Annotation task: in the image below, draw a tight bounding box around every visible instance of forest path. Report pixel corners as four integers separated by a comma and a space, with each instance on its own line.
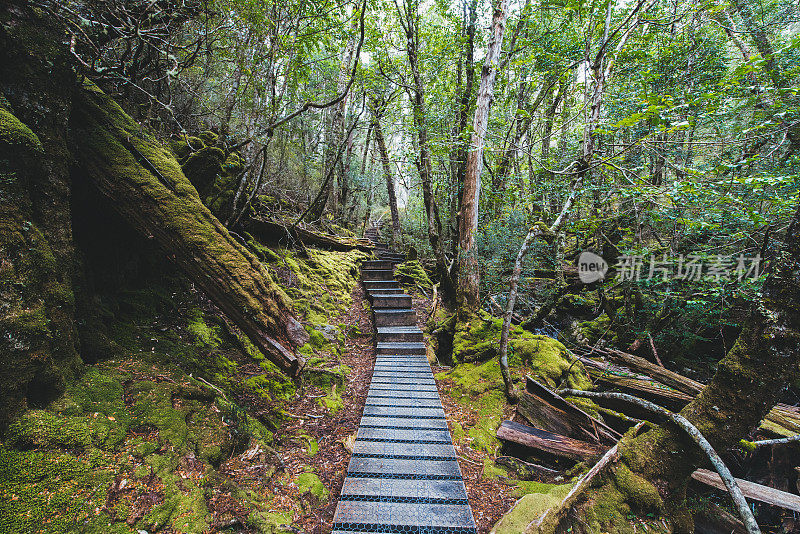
331, 229, 478, 533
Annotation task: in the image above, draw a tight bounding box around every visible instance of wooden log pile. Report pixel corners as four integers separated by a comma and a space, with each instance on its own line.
495, 346, 800, 531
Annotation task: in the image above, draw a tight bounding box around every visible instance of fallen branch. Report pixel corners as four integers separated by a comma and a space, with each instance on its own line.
691, 468, 800, 513
749, 433, 800, 448
558, 389, 761, 534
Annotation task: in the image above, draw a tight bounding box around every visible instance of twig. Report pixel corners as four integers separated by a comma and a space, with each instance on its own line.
558, 389, 761, 534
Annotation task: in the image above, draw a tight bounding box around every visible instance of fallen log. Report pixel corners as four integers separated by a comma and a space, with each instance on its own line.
691, 468, 800, 513
602, 348, 703, 395
242, 217, 373, 253
577, 350, 800, 437
589, 373, 693, 412
495, 456, 564, 482
497, 421, 608, 462
518, 377, 620, 445
71, 80, 307, 375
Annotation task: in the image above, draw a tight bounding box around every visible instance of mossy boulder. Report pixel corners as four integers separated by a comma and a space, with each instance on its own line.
492, 482, 573, 533
0, 103, 82, 428
181, 145, 226, 198
451, 311, 591, 390
394, 259, 433, 293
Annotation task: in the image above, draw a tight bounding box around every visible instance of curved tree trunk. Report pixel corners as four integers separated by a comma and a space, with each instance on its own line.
71, 81, 307, 376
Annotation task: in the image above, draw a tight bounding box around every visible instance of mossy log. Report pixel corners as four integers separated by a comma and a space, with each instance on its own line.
242, 217, 373, 253
69, 81, 306, 375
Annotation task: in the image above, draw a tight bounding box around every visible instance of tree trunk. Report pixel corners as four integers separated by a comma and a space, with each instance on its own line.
371, 108, 401, 246
0, 2, 82, 429
71, 81, 307, 376
309, 27, 358, 222
456, 0, 510, 317
400, 0, 453, 302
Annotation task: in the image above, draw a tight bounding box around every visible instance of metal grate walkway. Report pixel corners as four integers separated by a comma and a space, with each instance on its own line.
332, 229, 478, 534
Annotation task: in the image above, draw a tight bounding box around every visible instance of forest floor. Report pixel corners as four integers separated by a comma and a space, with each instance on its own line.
221, 281, 377, 533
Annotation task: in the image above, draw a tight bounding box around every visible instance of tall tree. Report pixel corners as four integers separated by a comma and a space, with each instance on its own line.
456, 0, 511, 317
369, 98, 401, 245
396, 0, 453, 299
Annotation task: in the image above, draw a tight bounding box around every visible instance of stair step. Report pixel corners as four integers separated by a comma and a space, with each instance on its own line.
375, 342, 427, 355
363, 280, 400, 290
374, 309, 417, 326
371, 294, 413, 309
378, 253, 406, 261
362, 260, 394, 270
376, 326, 423, 343
366, 289, 405, 300
333, 502, 475, 531
362, 269, 394, 281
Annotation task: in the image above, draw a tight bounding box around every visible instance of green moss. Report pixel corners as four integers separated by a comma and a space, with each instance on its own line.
577, 313, 614, 345
181, 145, 225, 197
318, 384, 344, 414
0, 445, 117, 533
304, 364, 350, 389
0, 103, 82, 428
140, 452, 210, 532
296, 472, 329, 502
309, 328, 327, 349
394, 260, 433, 293
305, 436, 319, 456
187, 308, 222, 349
198, 130, 219, 146
613, 463, 663, 512
436, 361, 506, 453
492, 482, 573, 533
245, 373, 297, 401
738, 439, 757, 453
450, 311, 591, 389
248, 510, 294, 532
269, 248, 367, 324
482, 458, 509, 479
0, 104, 43, 152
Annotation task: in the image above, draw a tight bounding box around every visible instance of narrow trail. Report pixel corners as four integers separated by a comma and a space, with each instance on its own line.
331, 228, 478, 533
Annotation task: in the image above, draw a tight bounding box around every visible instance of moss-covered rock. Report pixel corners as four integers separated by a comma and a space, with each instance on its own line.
394, 259, 433, 293
0, 102, 82, 429
449, 311, 591, 389
296, 471, 329, 502
181, 145, 225, 198
492, 483, 573, 533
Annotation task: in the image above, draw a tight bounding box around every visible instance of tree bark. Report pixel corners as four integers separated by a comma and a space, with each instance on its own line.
399, 0, 453, 301
0, 2, 82, 429
371, 105, 401, 246
71, 81, 307, 376
308, 20, 358, 222
456, 0, 510, 317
